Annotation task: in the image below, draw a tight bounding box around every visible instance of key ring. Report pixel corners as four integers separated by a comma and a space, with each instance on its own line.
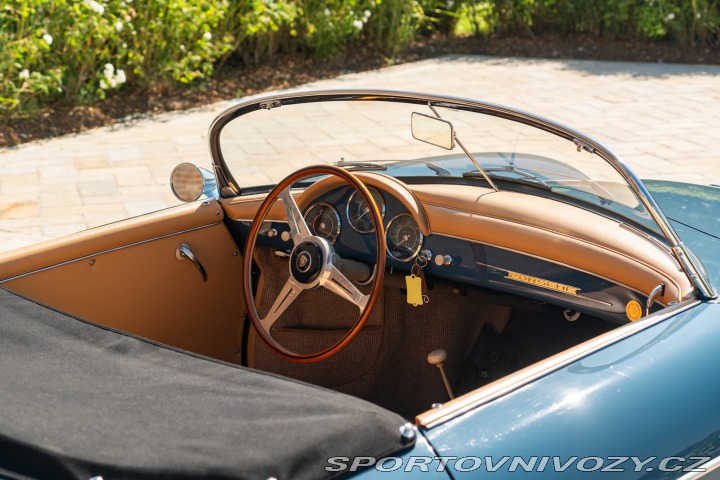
415, 255, 428, 269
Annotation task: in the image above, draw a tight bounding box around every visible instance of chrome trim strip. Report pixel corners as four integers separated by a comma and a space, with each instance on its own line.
0, 223, 221, 284
208, 89, 715, 299
676, 455, 720, 480
432, 232, 669, 305
419, 299, 700, 429
477, 262, 613, 307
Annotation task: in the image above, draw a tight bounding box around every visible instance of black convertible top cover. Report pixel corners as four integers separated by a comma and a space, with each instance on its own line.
0, 288, 411, 479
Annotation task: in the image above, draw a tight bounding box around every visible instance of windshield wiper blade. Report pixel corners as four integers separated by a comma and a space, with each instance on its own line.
462, 171, 552, 190
334, 158, 387, 171
425, 162, 453, 176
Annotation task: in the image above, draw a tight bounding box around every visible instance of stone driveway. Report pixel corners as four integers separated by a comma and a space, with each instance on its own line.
1, 55, 719, 252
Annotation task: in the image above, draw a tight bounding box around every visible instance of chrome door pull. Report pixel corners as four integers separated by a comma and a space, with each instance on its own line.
176, 244, 208, 282
646, 283, 664, 316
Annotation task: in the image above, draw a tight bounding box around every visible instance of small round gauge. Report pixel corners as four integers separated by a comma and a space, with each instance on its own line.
386, 214, 423, 262
303, 203, 341, 244
347, 187, 386, 233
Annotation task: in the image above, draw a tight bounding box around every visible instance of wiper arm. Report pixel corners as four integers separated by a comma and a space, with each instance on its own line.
334, 158, 387, 171
427, 103, 499, 191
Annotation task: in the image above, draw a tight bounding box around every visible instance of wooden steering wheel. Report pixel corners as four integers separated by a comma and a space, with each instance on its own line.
242, 165, 386, 362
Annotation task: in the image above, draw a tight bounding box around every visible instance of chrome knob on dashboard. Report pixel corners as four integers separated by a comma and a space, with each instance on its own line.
280, 231, 291, 242
267, 229, 278, 238
434, 254, 453, 267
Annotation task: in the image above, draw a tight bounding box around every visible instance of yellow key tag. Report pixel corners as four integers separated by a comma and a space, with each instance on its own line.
406, 274, 423, 307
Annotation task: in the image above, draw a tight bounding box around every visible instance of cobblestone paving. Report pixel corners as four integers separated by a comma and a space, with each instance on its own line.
1, 55, 719, 252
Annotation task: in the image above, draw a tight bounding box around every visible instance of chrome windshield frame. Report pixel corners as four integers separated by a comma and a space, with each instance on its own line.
208, 89, 716, 300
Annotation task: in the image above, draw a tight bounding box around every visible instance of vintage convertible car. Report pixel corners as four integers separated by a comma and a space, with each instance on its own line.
1, 90, 719, 479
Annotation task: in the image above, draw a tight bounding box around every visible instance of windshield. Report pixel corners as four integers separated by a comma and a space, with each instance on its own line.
218, 97, 660, 235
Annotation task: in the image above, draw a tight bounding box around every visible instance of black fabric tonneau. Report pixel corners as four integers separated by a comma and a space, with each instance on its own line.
0, 288, 410, 479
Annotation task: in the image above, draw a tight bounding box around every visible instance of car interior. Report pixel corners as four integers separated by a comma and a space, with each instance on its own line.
0, 93, 697, 420
0, 176, 693, 419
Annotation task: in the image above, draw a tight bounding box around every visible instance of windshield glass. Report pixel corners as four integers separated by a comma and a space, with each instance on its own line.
219, 97, 659, 235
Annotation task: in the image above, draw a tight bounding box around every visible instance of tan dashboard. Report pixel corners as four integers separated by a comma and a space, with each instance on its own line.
220, 173, 693, 307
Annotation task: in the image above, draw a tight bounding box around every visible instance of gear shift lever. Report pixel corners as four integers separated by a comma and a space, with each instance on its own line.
427, 349, 455, 400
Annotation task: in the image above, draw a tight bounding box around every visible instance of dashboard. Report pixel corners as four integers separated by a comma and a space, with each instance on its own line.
223, 172, 692, 325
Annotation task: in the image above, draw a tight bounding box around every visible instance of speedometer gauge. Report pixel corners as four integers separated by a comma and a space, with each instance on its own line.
386, 214, 423, 262
347, 187, 385, 233
304, 203, 341, 244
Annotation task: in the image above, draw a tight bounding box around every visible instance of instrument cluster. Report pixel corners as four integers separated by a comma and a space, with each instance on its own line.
303, 186, 424, 263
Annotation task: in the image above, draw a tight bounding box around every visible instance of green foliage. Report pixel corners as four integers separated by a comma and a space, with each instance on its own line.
455, 0, 720, 46
1, 0, 718, 117
1, 0, 230, 115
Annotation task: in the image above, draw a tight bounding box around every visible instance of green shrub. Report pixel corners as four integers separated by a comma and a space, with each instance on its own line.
1, 0, 231, 115
1, 0, 718, 118
456, 0, 720, 46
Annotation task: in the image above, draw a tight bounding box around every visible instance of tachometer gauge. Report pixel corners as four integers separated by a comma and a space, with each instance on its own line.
386, 214, 423, 262
304, 203, 341, 244
347, 187, 386, 233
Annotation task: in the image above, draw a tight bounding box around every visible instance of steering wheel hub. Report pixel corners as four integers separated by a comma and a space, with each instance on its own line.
290, 241, 324, 284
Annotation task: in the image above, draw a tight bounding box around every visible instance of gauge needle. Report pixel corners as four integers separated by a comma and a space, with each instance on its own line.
397, 234, 410, 247
356, 206, 370, 222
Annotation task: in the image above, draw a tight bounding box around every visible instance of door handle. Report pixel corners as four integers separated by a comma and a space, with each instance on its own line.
176, 244, 208, 282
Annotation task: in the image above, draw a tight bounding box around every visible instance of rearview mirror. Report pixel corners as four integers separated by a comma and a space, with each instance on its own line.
170, 163, 218, 202
411, 112, 455, 150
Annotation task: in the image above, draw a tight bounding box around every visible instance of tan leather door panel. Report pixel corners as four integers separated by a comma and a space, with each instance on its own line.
0, 201, 246, 363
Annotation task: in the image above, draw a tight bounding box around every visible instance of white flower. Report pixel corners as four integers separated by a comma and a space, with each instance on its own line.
99, 79, 108, 90
363, 9, 371, 18
19, 69, 30, 80
180, 44, 186, 51
104, 63, 114, 75
84, 0, 105, 15
115, 21, 123, 32
203, 31, 212, 41
323, 8, 331, 16
697, 12, 702, 19
665, 12, 675, 21
116, 69, 126, 84
447, 0, 455, 7
109, 78, 117, 88
353, 19, 363, 30
43, 34, 53, 46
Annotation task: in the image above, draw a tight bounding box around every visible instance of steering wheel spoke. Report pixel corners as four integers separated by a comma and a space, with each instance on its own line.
322, 264, 369, 311
279, 187, 311, 243
260, 278, 302, 330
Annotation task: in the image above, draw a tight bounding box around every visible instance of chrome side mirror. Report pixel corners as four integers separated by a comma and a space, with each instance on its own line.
170, 163, 218, 202
411, 112, 455, 150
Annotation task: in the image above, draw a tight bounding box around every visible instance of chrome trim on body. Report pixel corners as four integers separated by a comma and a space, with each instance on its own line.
418, 299, 701, 428
676, 455, 720, 480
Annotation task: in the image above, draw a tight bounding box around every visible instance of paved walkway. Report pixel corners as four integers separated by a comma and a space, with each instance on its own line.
1, 55, 719, 252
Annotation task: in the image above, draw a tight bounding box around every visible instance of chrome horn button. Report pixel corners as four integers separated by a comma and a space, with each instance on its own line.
289, 241, 324, 284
